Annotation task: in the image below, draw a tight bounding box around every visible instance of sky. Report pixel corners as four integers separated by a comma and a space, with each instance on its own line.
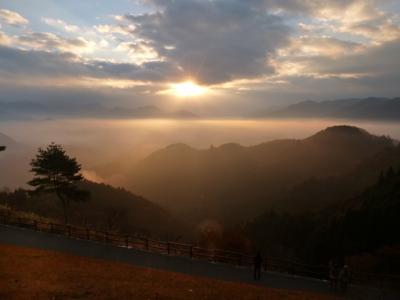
0, 0, 400, 115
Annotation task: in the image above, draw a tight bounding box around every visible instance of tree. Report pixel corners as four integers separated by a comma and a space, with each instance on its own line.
28, 143, 89, 224
0, 146, 5, 152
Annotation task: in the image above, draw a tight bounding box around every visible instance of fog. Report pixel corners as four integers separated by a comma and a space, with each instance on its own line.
1, 118, 400, 189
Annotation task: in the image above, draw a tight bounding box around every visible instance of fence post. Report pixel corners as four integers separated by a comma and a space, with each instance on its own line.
2, 214, 6, 224
105, 232, 109, 243
167, 242, 170, 255
145, 239, 149, 251
86, 228, 90, 240
50, 223, 54, 233
190, 246, 193, 259
68, 225, 71, 237
125, 236, 129, 247
238, 254, 242, 266
34, 220, 38, 230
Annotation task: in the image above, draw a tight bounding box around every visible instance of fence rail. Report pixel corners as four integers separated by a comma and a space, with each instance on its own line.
1, 213, 399, 289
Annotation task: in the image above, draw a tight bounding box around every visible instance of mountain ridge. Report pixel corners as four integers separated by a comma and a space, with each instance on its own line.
255, 97, 400, 120
0, 102, 198, 120
127, 125, 395, 225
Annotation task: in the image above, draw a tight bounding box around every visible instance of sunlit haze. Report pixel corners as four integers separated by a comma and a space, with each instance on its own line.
169, 81, 208, 98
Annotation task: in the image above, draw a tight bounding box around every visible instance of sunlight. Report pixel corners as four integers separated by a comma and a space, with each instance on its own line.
170, 81, 207, 98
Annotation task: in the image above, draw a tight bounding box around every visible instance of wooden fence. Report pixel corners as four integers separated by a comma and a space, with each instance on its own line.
1, 213, 399, 290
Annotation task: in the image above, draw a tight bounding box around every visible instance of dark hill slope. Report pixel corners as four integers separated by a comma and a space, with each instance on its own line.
313, 167, 400, 271
246, 166, 400, 272
128, 126, 394, 224
276, 143, 400, 213
0, 181, 180, 238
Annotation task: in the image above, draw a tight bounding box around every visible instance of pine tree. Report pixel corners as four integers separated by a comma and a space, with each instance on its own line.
28, 143, 89, 224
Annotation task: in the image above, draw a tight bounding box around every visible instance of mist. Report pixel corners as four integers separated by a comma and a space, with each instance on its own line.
1, 118, 400, 190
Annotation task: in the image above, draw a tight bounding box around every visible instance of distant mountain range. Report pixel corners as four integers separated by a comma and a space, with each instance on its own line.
127, 125, 396, 225
255, 97, 400, 120
0, 101, 198, 120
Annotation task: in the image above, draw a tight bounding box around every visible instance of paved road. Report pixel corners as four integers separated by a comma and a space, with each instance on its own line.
0, 225, 397, 299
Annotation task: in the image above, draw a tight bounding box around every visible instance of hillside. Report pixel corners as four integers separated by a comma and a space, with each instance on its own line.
256, 98, 400, 120
322, 167, 400, 261
246, 166, 400, 272
0, 181, 180, 238
127, 126, 395, 224
275, 142, 400, 213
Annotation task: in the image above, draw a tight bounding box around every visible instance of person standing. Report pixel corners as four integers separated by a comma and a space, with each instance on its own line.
329, 260, 339, 290
339, 265, 351, 292
254, 251, 263, 280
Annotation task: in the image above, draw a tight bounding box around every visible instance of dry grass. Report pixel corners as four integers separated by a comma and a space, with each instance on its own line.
0, 244, 342, 300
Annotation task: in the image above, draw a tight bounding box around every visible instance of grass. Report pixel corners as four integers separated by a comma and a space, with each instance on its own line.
0, 244, 342, 300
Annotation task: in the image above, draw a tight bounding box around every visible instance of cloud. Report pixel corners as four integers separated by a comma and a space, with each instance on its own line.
0, 9, 28, 26
124, 0, 290, 84
94, 24, 135, 35
0, 45, 87, 78
294, 0, 400, 44
280, 37, 364, 58
344, 18, 400, 43
0, 0, 399, 111
16, 32, 95, 53
0, 30, 11, 45
289, 38, 400, 76
0, 45, 182, 83
116, 40, 159, 63
0, 30, 96, 55
259, 0, 389, 18
42, 18, 79, 32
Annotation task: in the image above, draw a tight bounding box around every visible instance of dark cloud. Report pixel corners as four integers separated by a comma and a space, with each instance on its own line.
0, 45, 86, 77
0, 45, 181, 82
126, 0, 290, 84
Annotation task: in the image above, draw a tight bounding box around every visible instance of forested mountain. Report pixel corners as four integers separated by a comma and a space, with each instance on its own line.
247, 167, 400, 274
255, 97, 400, 120
0, 181, 180, 238
275, 143, 400, 213
127, 126, 395, 224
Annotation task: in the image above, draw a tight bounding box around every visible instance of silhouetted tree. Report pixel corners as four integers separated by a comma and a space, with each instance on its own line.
28, 143, 89, 224
0, 146, 5, 152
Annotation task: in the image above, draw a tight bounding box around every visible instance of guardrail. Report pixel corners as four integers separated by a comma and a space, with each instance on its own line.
1, 213, 399, 289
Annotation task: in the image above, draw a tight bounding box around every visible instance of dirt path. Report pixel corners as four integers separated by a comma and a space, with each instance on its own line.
0, 225, 396, 299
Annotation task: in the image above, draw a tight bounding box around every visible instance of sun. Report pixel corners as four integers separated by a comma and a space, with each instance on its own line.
170, 81, 207, 97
